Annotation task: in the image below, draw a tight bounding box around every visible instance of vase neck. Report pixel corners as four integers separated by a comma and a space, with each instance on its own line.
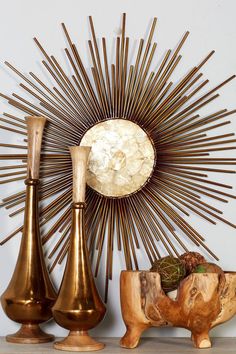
24, 178, 39, 211
70, 202, 86, 249
65, 202, 92, 283
22, 178, 40, 243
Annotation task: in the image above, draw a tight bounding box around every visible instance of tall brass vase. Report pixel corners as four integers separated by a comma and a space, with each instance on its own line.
1, 116, 57, 343
53, 146, 106, 352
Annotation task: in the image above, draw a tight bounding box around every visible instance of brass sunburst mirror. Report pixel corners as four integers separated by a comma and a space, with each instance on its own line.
0, 14, 236, 301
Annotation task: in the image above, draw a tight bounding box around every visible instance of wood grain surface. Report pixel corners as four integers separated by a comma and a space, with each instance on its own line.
69, 146, 91, 203
120, 271, 236, 349
26, 116, 46, 180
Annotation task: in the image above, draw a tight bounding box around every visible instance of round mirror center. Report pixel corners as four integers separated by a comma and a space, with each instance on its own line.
80, 119, 155, 197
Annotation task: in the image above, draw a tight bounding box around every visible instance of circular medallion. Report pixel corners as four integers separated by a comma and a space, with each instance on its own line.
80, 119, 155, 197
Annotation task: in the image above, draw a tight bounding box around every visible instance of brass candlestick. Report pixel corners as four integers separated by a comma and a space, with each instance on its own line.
53, 146, 106, 352
1, 116, 57, 344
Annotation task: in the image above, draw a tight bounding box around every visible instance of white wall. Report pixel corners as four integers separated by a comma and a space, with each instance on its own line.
0, 0, 236, 338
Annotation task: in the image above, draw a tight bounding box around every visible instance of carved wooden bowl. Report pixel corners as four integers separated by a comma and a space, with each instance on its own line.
120, 270, 236, 349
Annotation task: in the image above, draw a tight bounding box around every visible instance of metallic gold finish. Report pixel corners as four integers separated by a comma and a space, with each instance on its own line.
53, 146, 106, 351
0, 15, 236, 301
1, 117, 56, 343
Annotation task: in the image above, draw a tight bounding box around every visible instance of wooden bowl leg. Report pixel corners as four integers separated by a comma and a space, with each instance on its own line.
191, 332, 211, 349
54, 331, 105, 352
120, 324, 148, 349
6, 324, 54, 344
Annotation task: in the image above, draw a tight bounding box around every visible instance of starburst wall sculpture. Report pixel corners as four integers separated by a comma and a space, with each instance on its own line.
0, 14, 236, 301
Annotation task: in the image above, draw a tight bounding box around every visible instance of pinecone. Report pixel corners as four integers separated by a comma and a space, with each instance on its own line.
180, 252, 206, 275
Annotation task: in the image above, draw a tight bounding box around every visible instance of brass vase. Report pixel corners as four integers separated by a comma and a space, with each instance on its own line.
1, 116, 57, 343
53, 146, 106, 352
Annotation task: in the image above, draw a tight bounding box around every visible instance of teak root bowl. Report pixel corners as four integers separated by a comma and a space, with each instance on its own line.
120, 270, 236, 349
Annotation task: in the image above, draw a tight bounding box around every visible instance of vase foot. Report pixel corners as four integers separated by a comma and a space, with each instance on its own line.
54, 331, 105, 352
6, 324, 54, 344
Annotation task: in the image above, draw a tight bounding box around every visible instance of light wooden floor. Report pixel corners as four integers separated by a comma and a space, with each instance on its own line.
0, 337, 236, 353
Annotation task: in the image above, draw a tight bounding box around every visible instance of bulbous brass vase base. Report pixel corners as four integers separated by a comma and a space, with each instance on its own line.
6, 324, 54, 344
54, 331, 105, 352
